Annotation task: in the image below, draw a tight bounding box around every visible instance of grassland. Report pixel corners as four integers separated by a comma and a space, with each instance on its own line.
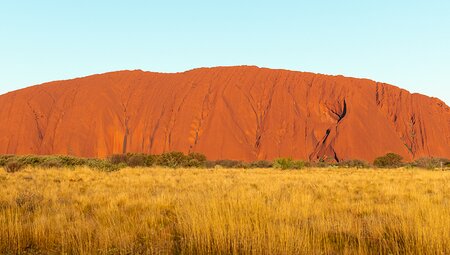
0, 167, 449, 254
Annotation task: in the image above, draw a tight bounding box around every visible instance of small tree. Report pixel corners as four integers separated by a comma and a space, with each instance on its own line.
273, 158, 294, 170
127, 154, 148, 167
374, 153, 403, 168
144, 155, 158, 167
157, 152, 187, 168
273, 158, 307, 170
184, 152, 207, 168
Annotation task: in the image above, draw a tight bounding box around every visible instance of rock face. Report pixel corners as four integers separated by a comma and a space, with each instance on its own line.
0, 66, 449, 162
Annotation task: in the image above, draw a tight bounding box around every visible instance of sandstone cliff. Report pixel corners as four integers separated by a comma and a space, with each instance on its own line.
0, 66, 448, 161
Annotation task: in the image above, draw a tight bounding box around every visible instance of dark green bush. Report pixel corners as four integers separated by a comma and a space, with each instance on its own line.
127, 154, 148, 167
0, 152, 209, 170
144, 154, 159, 167
10, 152, 448, 171
248, 160, 273, 168
108, 153, 158, 167
411, 158, 450, 169
108, 154, 128, 165
85, 158, 119, 172
204, 161, 215, 168
52, 156, 86, 167
184, 152, 207, 168
1, 154, 125, 171
273, 158, 292, 169
40, 157, 64, 168
273, 158, 307, 170
157, 152, 187, 168
0, 155, 15, 167
9, 155, 92, 169
5, 160, 25, 173
373, 153, 403, 168
338, 160, 370, 169
17, 155, 45, 167
293, 160, 309, 169
235, 162, 251, 169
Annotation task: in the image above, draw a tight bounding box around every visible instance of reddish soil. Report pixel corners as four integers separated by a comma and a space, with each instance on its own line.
0, 66, 448, 162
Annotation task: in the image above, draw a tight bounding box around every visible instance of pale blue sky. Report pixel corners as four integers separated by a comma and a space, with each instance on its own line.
1, 1, 449, 104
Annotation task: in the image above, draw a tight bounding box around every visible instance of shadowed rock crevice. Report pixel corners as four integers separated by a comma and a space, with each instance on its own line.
327, 99, 347, 123
310, 129, 332, 161
189, 83, 213, 152
119, 85, 136, 154
322, 129, 331, 144
337, 100, 347, 123
404, 114, 418, 156
309, 99, 349, 162
253, 79, 277, 154
27, 101, 45, 142
122, 116, 130, 154
375, 83, 382, 106
333, 150, 339, 162
149, 106, 166, 151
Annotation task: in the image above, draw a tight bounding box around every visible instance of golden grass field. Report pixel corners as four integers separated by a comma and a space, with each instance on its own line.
0, 167, 449, 254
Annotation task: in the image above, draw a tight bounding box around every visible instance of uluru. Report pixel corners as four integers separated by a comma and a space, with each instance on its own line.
0, 66, 448, 162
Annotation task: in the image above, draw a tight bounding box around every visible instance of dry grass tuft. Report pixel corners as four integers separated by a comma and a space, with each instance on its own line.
0, 167, 449, 254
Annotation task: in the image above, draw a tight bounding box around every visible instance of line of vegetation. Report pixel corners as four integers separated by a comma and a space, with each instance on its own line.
0, 154, 119, 173
0, 152, 449, 173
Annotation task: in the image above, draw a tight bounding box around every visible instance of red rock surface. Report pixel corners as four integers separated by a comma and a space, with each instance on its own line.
0, 66, 449, 162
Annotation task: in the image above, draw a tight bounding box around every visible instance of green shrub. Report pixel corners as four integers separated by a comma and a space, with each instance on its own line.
2, 155, 123, 171
273, 158, 293, 169
273, 158, 307, 170
411, 158, 450, 169
37, 156, 83, 168
184, 152, 207, 168
40, 157, 64, 168
204, 161, 215, 168
52, 156, 86, 167
248, 160, 273, 168
234, 162, 250, 169
5, 160, 25, 173
108, 153, 158, 167
127, 154, 148, 167
292, 160, 308, 169
157, 152, 187, 168
373, 153, 403, 168
17, 155, 45, 167
0, 155, 15, 167
144, 154, 158, 167
338, 160, 370, 169
85, 159, 119, 172
108, 154, 128, 165
14, 155, 89, 169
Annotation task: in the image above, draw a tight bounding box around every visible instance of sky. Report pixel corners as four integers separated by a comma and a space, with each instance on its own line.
1, 1, 449, 104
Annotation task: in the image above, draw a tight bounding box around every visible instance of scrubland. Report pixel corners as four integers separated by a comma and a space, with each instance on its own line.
0, 167, 449, 254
